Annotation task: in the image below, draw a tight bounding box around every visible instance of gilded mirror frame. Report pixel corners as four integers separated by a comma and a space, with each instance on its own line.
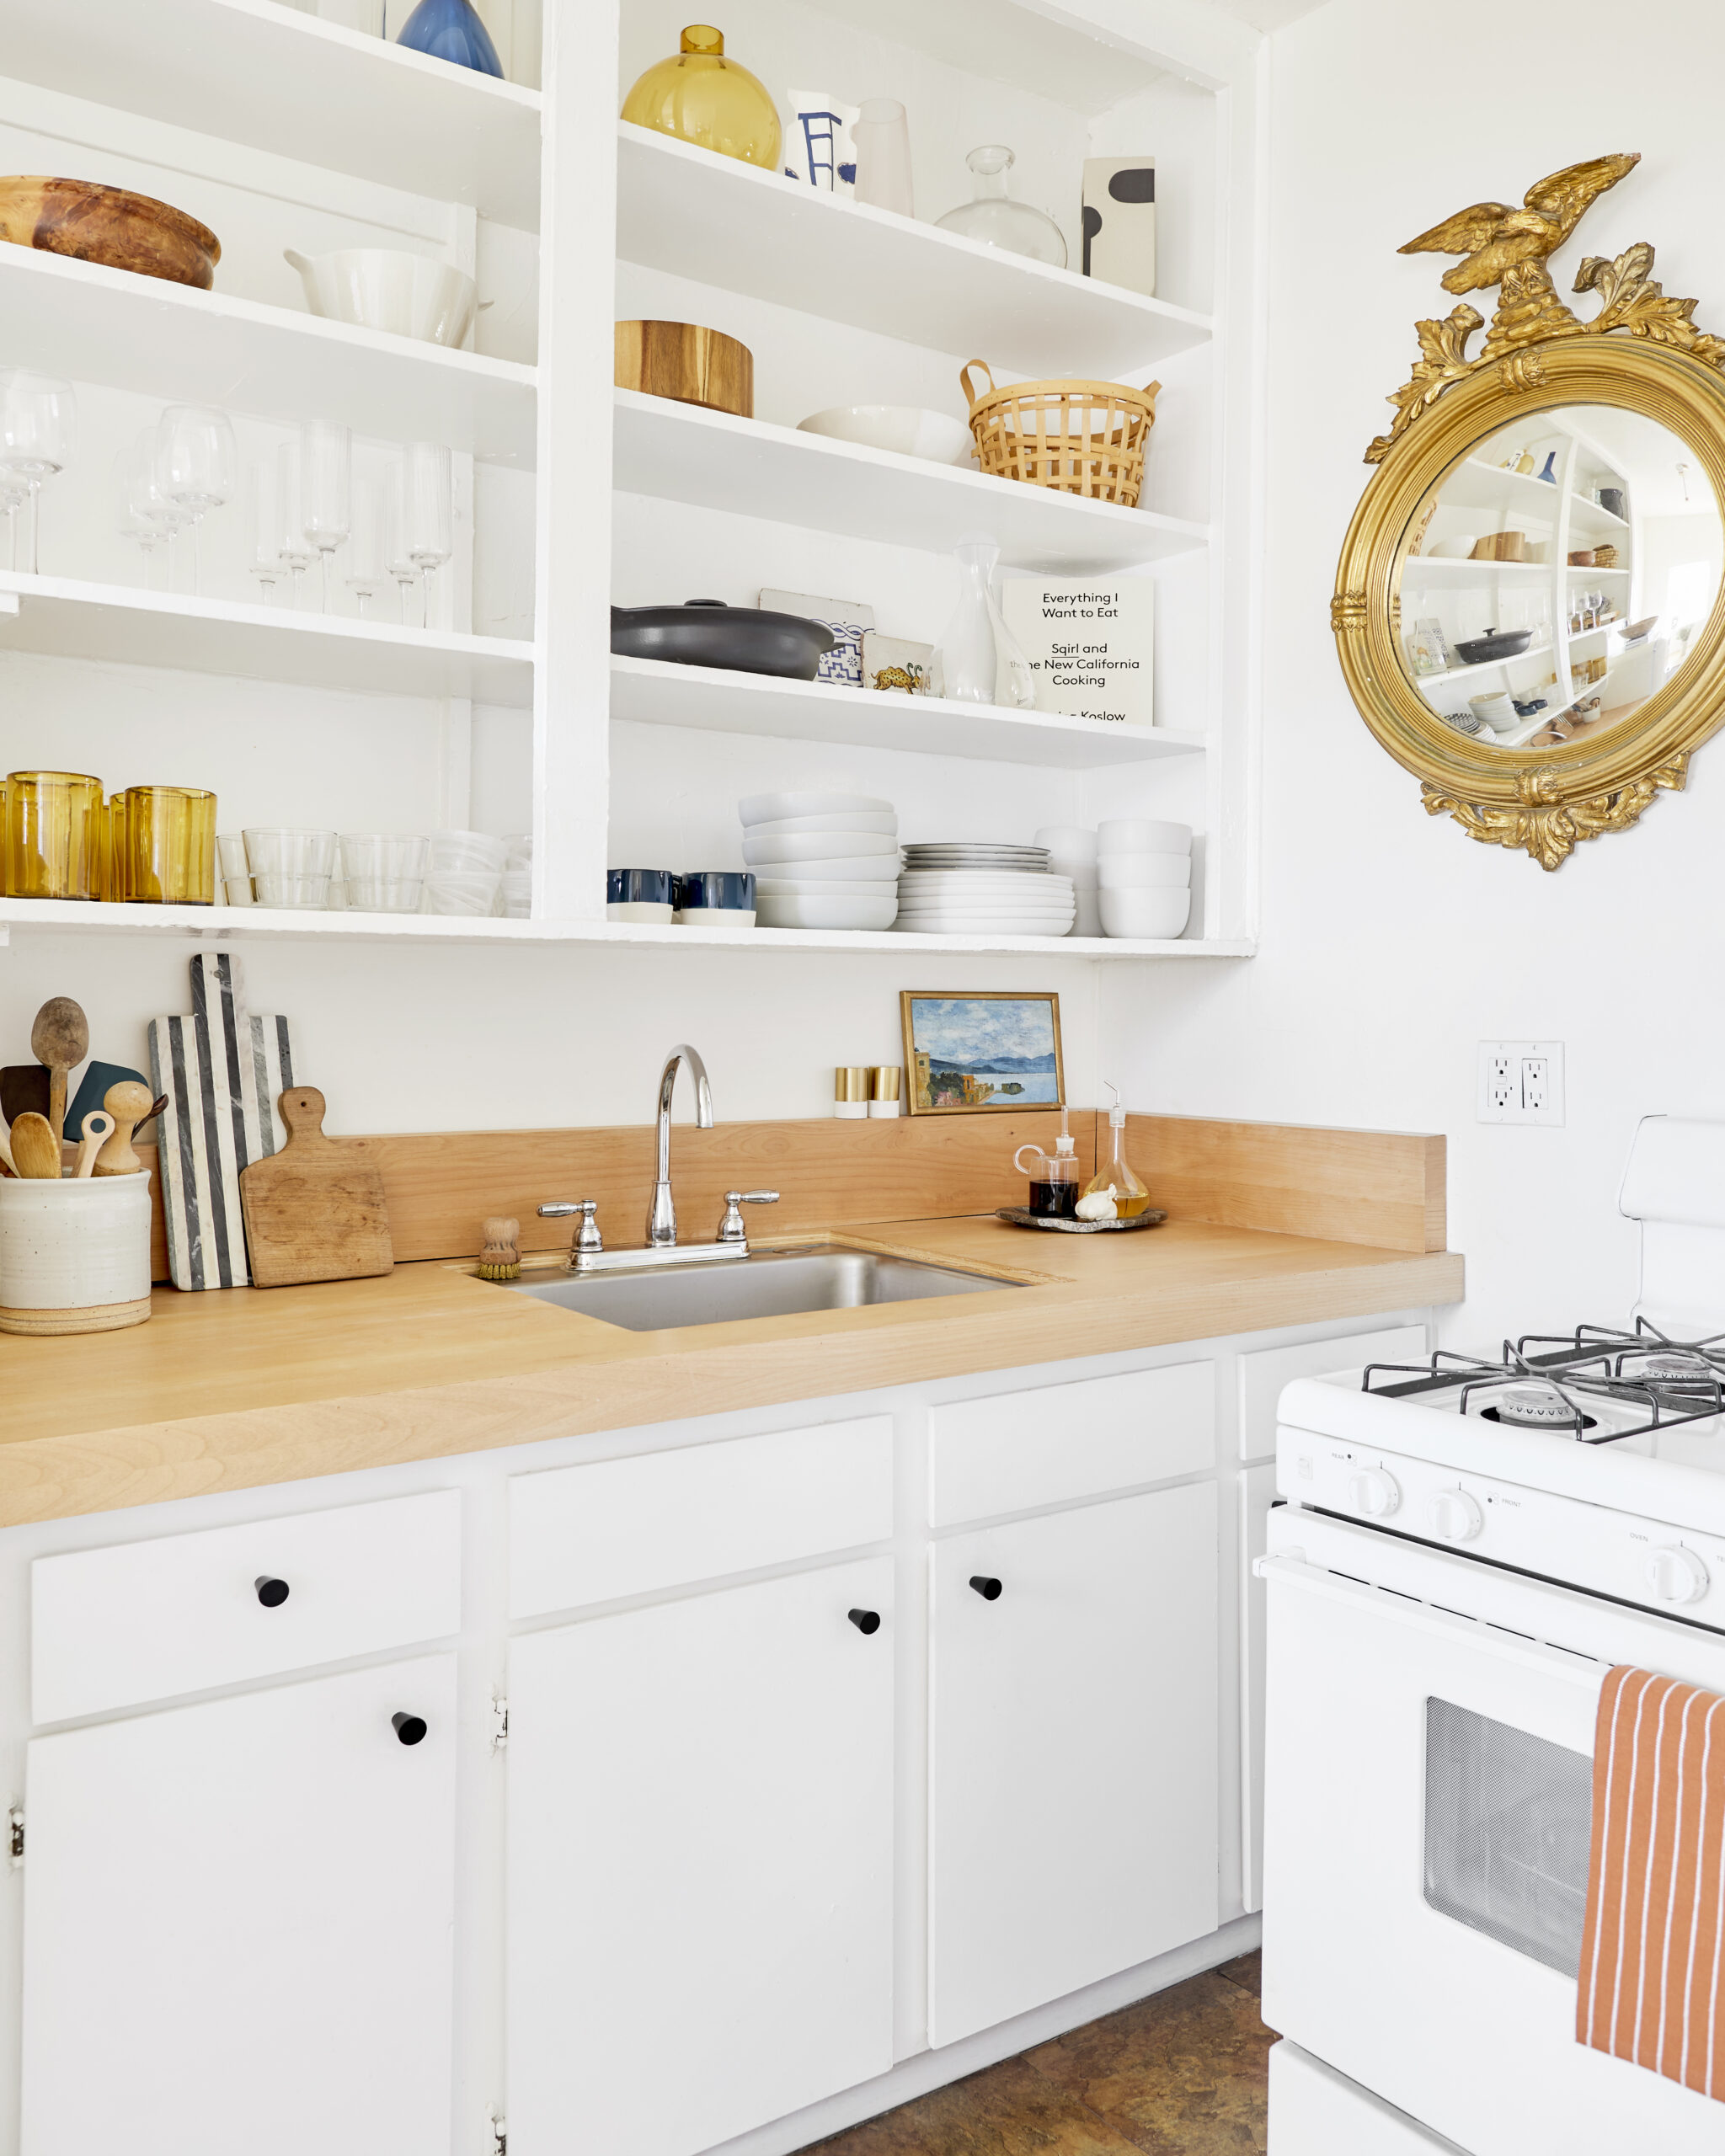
1332, 152, 1725, 867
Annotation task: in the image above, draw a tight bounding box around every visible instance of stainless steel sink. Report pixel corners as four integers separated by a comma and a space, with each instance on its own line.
505, 1243, 1020, 1331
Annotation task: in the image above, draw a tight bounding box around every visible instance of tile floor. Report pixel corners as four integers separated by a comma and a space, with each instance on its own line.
811, 1952, 1271, 2156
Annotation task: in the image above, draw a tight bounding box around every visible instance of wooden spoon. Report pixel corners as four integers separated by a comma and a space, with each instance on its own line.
94, 1080, 155, 1177
30, 997, 88, 1150
0, 1118, 17, 1177
10, 1112, 63, 1180
75, 1110, 115, 1179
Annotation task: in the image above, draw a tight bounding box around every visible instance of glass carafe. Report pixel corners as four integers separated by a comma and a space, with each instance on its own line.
939, 538, 1037, 707
936, 146, 1067, 268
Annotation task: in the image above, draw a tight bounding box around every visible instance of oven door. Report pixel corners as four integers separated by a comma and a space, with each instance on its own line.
1261, 1508, 1725, 2155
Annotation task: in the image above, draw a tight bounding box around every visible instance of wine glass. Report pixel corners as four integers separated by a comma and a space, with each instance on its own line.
0, 371, 76, 576
247, 453, 286, 606
403, 441, 451, 628
158, 404, 236, 596
343, 471, 388, 618
384, 462, 421, 625
299, 419, 350, 613
126, 432, 183, 587
275, 440, 317, 608
115, 448, 166, 588
1, 467, 26, 572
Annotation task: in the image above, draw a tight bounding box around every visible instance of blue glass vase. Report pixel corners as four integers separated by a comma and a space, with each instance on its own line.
395, 0, 504, 77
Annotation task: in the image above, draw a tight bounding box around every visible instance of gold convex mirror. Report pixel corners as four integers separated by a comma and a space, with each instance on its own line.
1333, 152, 1725, 867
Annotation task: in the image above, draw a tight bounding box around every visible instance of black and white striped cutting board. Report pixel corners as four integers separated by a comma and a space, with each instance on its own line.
147, 953, 296, 1291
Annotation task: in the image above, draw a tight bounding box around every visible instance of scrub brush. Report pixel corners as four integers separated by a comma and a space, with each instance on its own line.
477, 1215, 521, 1281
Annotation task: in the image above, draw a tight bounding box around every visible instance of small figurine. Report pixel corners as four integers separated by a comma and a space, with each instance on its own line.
477, 1216, 521, 1281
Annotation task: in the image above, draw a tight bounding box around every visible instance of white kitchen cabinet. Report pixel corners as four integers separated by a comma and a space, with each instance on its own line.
1241, 1461, 1279, 1913
507, 1556, 896, 2156
19, 1656, 457, 2156
927, 1481, 1220, 2047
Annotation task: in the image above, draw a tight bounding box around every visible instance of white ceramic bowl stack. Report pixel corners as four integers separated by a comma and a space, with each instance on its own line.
740, 792, 900, 931
1034, 824, 1102, 937
895, 841, 1076, 937
1097, 819, 1193, 939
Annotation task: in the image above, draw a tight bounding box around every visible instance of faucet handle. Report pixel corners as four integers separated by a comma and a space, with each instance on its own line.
717, 1190, 779, 1244
539, 1199, 602, 1257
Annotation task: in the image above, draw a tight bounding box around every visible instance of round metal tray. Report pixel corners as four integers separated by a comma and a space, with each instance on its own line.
996, 1206, 1167, 1234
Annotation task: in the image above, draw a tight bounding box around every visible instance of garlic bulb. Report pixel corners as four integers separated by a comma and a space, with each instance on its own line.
1076, 1191, 1118, 1222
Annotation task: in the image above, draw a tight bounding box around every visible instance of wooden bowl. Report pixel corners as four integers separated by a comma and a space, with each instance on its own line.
614, 320, 752, 418
0, 177, 220, 289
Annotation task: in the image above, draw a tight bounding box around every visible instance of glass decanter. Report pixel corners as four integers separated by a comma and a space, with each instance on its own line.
936, 146, 1067, 268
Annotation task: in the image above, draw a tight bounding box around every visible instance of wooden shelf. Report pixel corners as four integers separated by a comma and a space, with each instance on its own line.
0, 0, 542, 229
0, 247, 538, 467
615, 123, 1210, 378
0, 574, 535, 707
611, 655, 1199, 766
613, 392, 1205, 572
0, 897, 1249, 958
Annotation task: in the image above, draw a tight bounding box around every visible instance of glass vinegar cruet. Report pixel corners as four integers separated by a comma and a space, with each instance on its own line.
1081, 1083, 1151, 1219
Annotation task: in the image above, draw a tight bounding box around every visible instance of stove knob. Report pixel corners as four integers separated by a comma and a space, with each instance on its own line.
1426, 1489, 1484, 1544
1347, 1468, 1401, 1518
1645, 1545, 1710, 1606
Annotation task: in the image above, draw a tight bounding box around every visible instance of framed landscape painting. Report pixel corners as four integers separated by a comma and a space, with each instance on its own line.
900, 992, 1065, 1115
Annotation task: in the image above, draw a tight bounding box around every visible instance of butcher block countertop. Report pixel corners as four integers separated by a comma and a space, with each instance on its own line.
0, 1211, 1463, 1529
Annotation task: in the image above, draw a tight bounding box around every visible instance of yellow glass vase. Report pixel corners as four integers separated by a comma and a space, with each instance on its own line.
622, 24, 782, 172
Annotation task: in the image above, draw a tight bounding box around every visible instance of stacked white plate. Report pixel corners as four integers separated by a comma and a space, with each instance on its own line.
895, 841, 1076, 937
740, 791, 900, 930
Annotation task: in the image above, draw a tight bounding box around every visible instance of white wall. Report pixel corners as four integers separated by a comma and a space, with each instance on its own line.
1101, 0, 1725, 1353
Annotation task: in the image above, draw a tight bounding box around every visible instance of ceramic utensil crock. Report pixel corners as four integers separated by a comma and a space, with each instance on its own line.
0, 1168, 152, 1332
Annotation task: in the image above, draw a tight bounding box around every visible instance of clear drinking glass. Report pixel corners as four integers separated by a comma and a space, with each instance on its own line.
158, 405, 236, 595
852, 99, 914, 217
404, 441, 452, 627
3, 771, 103, 899
0, 372, 76, 575
935, 146, 1067, 267
344, 472, 387, 617
118, 785, 218, 905
299, 420, 351, 613
275, 440, 317, 607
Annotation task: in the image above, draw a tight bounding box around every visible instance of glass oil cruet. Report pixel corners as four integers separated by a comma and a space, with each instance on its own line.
1015, 1106, 1081, 1219
1081, 1083, 1151, 1219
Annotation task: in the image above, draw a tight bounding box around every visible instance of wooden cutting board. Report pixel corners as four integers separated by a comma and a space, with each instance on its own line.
239, 1087, 393, 1289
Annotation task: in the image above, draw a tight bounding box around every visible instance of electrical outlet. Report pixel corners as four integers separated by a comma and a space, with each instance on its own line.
1477, 1041, 1565, 1126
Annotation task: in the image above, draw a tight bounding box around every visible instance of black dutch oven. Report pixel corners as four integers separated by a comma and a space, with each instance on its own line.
611, 599, 836, 680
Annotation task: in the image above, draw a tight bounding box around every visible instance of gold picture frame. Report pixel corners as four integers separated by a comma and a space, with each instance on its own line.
1332, 152, 1725, 867
900, 991, 1065, 1115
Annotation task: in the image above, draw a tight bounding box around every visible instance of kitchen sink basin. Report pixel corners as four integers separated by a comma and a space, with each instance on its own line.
505, 1243, 1020, 1331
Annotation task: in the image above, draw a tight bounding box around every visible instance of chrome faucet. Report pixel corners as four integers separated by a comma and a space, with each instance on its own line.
647, 1043, 713, 1246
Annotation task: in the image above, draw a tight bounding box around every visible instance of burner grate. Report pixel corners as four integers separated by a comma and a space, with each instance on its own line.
1360, 1320, 1725, 1444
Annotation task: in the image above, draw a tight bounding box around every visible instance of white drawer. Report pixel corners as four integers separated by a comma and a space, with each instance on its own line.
1237, 1325, 1428, 1465
929, 1363, 1214, 1526
32, 1491, 462, 1725
509, 1417, 894, 1617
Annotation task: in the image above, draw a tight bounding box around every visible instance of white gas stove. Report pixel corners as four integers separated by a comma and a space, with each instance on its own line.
1262, 1116, 1725, 2156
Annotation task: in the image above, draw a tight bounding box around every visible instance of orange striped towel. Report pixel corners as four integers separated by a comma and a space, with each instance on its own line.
1578, 1666, 1725, 2099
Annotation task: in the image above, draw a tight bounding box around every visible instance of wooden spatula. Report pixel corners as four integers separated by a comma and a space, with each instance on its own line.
10, 1113, 63, 1180
31, 998, 88, 1150
238, 1086, 393, 1289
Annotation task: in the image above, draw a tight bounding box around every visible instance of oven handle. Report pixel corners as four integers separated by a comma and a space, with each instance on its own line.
1255, 1553, 1605, 1687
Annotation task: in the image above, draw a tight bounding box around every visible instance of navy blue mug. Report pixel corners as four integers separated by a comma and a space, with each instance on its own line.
675, 872, 756, 910
607, 868, 675, 905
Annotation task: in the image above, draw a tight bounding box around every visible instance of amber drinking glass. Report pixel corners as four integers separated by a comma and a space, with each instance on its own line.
3, 771, 103, 899
118, 786, 217, 904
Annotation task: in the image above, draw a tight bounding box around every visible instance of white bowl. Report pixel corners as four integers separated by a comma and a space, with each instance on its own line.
1429, 536, 1480, 558
1099, 889, 1191, 939
1034, 825, 1098, 860
745, 851, 903, 880
744, 809, 899, 837
676, 911, 756, 932
796, 405, 973, 466
1097, 853, 1193, 890
739, 791, 893, 826
756, 895, 900, 931
755, 878, 900, 898
1097, 819, 1192, 857
741, 830, 900, 866
285, 247, 480, 347
1046, 860, 1099, 889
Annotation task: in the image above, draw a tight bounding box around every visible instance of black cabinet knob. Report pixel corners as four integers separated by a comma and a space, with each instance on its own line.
847, 1608, 882, 1636
392, 1712, 428, 1746
254, 1576, 290, 1608
969, 1575, 1003, 1600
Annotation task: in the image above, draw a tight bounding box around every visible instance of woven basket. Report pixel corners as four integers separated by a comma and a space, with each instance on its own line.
960, 360, 1160, 507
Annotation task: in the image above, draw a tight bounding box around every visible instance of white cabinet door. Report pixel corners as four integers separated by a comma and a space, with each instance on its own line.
508, 1556, 895, 2156
21, 1657, 456, 2156
929, 1483, 1219, 2046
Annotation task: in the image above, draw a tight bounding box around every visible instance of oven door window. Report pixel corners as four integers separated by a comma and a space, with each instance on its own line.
1423, 1696, 1594, 1977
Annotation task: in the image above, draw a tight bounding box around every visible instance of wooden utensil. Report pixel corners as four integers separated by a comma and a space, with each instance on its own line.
238, 1087, 393, 1289
93, 1081, 155, 1178
31, 997, 88, 1150
0, 1066, 50, 1126
76, 1111, 115, 1179
67, 1059, 151, 1146
0, 1120, 17, 1177
10, 1113, 62, 1180
614, 319, 753, 418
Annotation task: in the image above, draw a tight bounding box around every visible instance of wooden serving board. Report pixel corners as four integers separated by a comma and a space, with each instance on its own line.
239, 1088, 394, 1289
996, 1206, 1167, 1234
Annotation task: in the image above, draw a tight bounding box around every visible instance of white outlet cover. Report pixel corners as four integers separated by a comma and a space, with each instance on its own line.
1477, 1040, 1565, 1126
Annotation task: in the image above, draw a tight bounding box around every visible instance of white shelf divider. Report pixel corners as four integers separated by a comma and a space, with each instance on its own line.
610, 655, 1200, 767
616, 122, 1210, 379
0, 0, 543, 228
0, 248, 538, 467
613, 392, 1205, 572
0, 574, 535, 707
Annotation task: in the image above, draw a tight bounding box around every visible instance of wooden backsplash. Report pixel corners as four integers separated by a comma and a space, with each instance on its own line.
136, 1107, 1445, 1280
